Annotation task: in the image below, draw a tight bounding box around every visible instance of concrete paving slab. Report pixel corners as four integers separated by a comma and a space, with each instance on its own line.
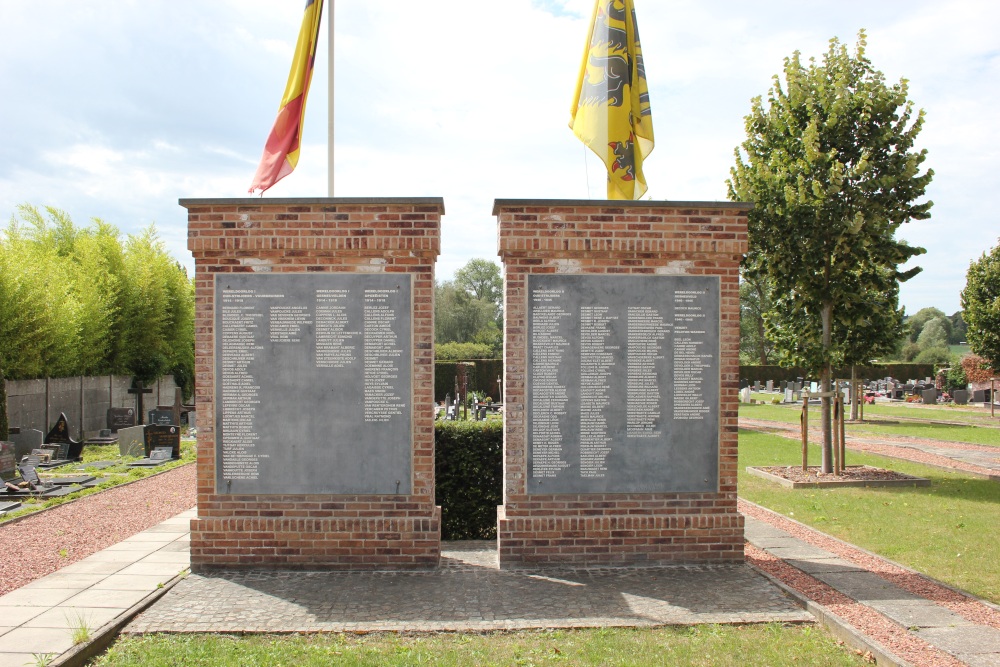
0, 653, 43, 667
100, 541, 167, 554
760, 543, 838, 561
0, 626, 75, 654
916, 626, 1000, 654
811, 570, 923, 603
17, 573, 106, 590
742, 521, 794, 542
137, 551, 190, 565
952, 651, 1000, 667
0, 588, 79, 608
140, 523, 189, 533
55, 559, 129, 576
115, 532, 180, 543
0, 629, 9, 639
61, 588, 150, 610
22, 606, 124, 630
113, 562, 187, 577
76, 550, 152, 564
156, 541, 191, 553
90, 574, 175, 591
0, 606, 47, 626
864, 598, 976, 629
781, 557, 865, 575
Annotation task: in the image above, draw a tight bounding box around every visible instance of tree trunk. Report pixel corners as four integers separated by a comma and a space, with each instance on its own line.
0, 367, 8, 442
850, 365, 859, 421
755, 282, 769, 365
821, 304, 833, 473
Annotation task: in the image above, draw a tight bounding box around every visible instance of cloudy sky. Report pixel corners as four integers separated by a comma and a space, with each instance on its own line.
1, 0, 996, 315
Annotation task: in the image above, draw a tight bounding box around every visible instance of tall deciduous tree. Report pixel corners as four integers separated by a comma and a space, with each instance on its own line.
739, 276, 773, 365
961, 239, 1000, 371
454, 258, 503, 327
728, 32, 933, 472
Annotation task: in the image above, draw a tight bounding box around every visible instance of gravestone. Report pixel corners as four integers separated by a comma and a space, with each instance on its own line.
127, 382, 153, 424
186, 411, 196, 430
118, 425, 147, 457
740, 387, 752, 403
922, 388, 937, 404
45, 413, 83, 460
148, 410, 175, 426
0, 443, 16, 482
106, 408, 136, 433
766, 380, 773, 391
953, 389, 970, 405
10, 428, 43, 462
784, 387, 794, 403
973, 389, 986, 403
144, 425, 180, 459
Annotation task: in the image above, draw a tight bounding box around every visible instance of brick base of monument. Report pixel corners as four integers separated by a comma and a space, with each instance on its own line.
190, 511, 441, 570
497, 508, 744, 567
183, 198, 443, 571
495, 199, 751, 569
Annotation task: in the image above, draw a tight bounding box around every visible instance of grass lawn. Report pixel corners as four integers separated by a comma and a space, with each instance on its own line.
739, 429, 1000, 603
92, 626, 868, 667
0, 436, 196, 525
740, 401, 1000, 447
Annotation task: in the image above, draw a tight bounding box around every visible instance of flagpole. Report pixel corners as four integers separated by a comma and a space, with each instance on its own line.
326, 0, 335, 197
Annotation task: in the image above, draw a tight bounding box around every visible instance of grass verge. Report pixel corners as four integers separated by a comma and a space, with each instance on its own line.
91, 626, 868, 667
739, 428, 1000, 602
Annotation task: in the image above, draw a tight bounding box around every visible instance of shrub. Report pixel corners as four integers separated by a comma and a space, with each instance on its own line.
435, 420, 503, 540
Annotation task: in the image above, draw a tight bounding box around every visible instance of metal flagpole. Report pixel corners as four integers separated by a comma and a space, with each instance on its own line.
327, 0, 335, 197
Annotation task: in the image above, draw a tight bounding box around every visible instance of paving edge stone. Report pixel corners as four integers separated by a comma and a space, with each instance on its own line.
746, 561, 913, 667
49, 568, 190, 667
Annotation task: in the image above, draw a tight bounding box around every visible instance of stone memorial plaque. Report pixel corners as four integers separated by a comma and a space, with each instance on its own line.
526, 275, 720, 494
118, 425, 147, 457
215, 273, 413, 495
144, 425, 180, 459
45, 413, 74, 445
41, 443, 70, 461
150, 447, 172, 461
148, 410, 175, 426
107, 408, 136, 433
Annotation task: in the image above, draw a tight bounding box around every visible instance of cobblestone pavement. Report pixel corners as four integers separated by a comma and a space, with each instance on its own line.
123, 542, 810, 633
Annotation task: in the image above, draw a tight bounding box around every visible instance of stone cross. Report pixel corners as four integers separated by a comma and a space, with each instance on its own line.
127, 382, 153, 425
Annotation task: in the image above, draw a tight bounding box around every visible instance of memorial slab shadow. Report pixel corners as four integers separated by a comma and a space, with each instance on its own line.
175, 544, 802, 627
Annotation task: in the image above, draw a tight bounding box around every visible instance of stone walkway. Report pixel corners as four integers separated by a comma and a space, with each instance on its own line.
0, 509, 194, 667
0, 504, 998, 665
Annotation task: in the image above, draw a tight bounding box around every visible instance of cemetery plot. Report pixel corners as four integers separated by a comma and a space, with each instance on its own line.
214, 273, 414, 495
44, 412, 84, 462
107, 407, 136, 433
526, 275, 720, 494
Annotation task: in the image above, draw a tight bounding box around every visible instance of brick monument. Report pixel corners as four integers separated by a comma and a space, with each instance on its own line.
184, 197, 442, 570
495, 199, 750, 567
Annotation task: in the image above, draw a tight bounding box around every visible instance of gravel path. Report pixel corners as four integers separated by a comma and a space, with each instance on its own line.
0, 464, 196, 596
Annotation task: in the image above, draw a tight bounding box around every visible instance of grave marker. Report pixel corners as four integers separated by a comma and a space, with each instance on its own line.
106, 408, 136, 433
144, 425, 180, 459
127, 382, 153, 424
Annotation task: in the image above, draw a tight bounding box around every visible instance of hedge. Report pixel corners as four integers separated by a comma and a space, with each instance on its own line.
435, 360, 503, 403
738, 364, 938, 384
435, 420, 503, 540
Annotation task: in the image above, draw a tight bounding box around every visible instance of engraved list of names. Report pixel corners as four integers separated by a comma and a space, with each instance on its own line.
527, 275, 720, 494
215, 274, 412, 496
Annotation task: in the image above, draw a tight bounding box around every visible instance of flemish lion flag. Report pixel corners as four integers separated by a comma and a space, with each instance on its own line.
570, 0, 654, 200
249, 0, 325, 194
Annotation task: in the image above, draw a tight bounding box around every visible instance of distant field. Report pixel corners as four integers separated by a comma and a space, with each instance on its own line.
950, 344, 972, 355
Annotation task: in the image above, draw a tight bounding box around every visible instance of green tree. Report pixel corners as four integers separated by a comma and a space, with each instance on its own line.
728, 32, 933, 472
905, 307, 948, 344
917, 317, 950, 350
739, 276, 773, 365
435, 281, 497, 346
949, 311, 967, 345
961, 239, 1000, 370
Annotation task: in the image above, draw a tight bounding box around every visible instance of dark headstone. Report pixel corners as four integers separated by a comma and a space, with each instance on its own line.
0, 443, 16, 481
128, 382, 153, 424
922, 388, 937, 404
10, 428, 43, 462
973, 389, 986, 403
144, 425, 180, 459
45, 412, 82, 459
953, 389, 970, 405
107, 408, 136, 433
147, 410, 175, 426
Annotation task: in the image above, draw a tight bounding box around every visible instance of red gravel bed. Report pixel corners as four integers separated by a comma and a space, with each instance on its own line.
0, 464, 196, 596
746, 543, 965, 667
